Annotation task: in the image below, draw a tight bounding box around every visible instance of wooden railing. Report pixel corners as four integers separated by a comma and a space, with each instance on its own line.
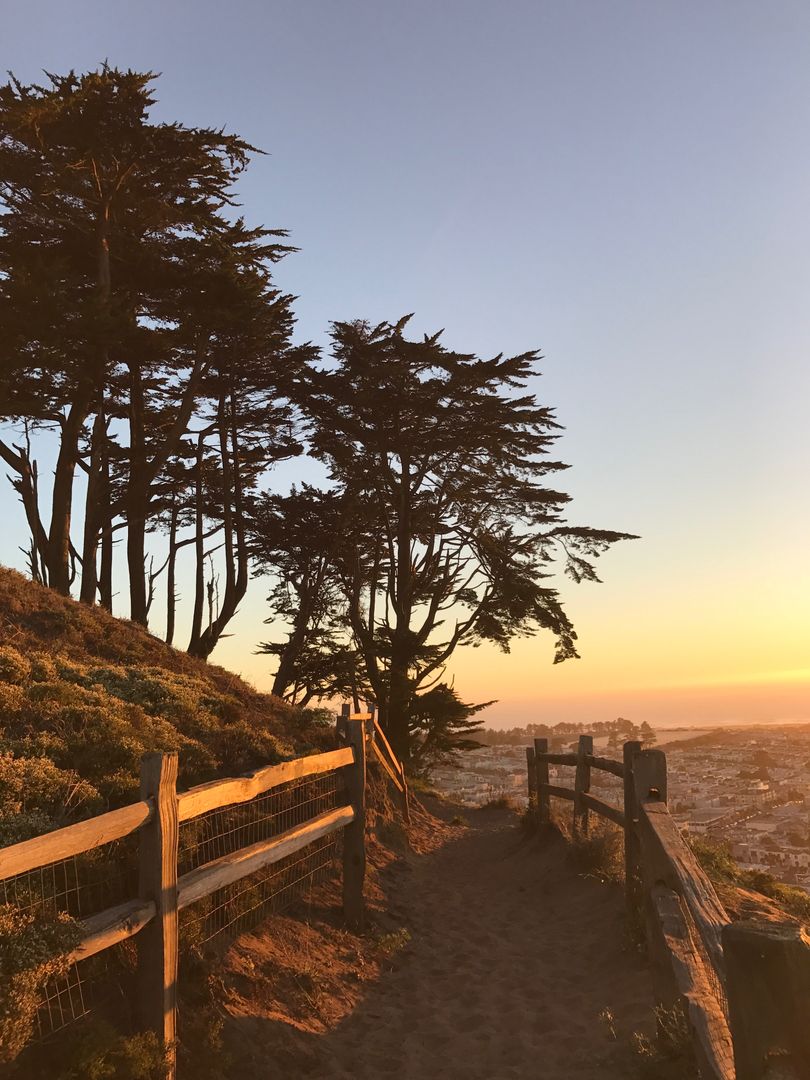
337, 705, 411, 823
527, 737, 810, 1080
0, 725, 372, 1079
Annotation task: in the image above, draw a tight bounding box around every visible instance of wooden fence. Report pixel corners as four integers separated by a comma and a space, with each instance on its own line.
0, 711, 406, 1079
526, 736, 810, 1080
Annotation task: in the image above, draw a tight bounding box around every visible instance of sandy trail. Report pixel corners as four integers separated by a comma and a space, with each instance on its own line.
292, 805, 654, 1080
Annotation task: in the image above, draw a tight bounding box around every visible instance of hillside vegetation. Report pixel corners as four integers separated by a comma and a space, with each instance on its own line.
0, 567, 330, 845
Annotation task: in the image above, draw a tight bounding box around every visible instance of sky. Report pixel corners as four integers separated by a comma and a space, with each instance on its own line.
2, 1, 809, 727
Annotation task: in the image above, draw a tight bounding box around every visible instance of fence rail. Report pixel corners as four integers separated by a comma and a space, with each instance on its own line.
526, 736, 810, 1080
0, 713, 402, 1079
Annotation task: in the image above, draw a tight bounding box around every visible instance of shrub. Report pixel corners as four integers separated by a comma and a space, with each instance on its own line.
559, 812, 624, 883
690, 836, 810, 924
0, 753, 102, 831
374, 927, 411, 956
479, 795, 518, 811
26, 1021, 170, 1079
0, 647, 30, 686
631, 1002, 698, 1079
0, 905, 81, 1063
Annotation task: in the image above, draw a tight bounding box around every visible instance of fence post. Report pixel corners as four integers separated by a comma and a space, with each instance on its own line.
633, 748, 668, 807
336, 702, 350, 743
342, 716, 367, 931
137, 752, 179, 1079
623, 739, 643, 913
573, 734, 593, 838
534, 738, 550, 825
526, 744, 537, 814
723, 919, 810, 1080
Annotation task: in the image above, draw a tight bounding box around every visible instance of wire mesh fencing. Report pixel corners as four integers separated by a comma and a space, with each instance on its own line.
1, 835, 139, 1044
682, 899, 730, 1023
0, 835, 138, 920
1, 760, 353, 1059
179, 769, 349, 947
181, 832, 342, 947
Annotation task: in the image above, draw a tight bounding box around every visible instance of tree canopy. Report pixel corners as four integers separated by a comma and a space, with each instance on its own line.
1, 65, 638, 770
282, 316, 637, 757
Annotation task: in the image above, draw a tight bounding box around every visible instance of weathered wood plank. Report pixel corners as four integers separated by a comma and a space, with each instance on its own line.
574, 735, 593, 838
633, 748, 668, 805
638, 799, 728, 979
177, 804, 354, 910
537, 751, 623, 776
534, 738, 550, 825
586, 754, 625, 779
68, 897, 156, 963
0, 800, 151, 881
723, 919, 810, 1080
371, 740, 406, 795
372, 717, 405, 781
541, 783, 575, 802
177, 747, 354, 822
137, 753, 179, 1079
652, 885, 735, 1080
581, 792, 625, 828
538, 752, 578, 767
526, 745, 537, 806
623, 740, 643, 913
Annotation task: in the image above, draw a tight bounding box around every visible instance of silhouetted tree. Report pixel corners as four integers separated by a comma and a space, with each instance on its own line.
250, 487, 369, 703
302, 316, 637, 758
1, 66, 301, 652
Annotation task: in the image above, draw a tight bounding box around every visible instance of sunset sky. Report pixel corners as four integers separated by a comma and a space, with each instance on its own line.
3, 1, 809, 726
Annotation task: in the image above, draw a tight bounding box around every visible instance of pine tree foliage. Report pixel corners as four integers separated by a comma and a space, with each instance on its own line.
299, 316, 637, 757
0, 64, 637, 751
250, 486, 369, 705
407, 683, 493, 775
0, 65, 302, 651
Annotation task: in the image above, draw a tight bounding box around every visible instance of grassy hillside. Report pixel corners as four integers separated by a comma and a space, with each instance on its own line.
0, 567, 331, 845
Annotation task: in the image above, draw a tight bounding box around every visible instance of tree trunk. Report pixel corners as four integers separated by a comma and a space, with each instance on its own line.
98, 427, 114, 612
80, 406, 107, 604
47, 392, 91, 595
385, 457, 414, 760
166, 498, 179, 646
188, 391, 249, 660
126, 361, 149, 625
188, 433, 207, 653
0, 437, 50, 585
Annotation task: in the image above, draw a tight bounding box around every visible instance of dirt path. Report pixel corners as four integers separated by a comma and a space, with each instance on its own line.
291, 805, 654, 1080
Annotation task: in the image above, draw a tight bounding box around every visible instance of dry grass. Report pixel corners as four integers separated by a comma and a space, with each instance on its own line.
555, 808, 625, 885
478, 795, 520, 812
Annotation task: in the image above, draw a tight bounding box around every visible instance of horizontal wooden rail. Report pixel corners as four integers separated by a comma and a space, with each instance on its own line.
637, 799, 728, 980
69, 897, 157, 964
0, 800, 152, 881
581, 792, 625, 828
535, 751, 624, 778
177, 803, 355, 909
652, 885, 735, 1080
542, 783, 575, 802
526, 738, 810, 1077
539, 752, 578, 766
177, 747, 354, 823
372, 718, 405, 781
586, 754, 625, 779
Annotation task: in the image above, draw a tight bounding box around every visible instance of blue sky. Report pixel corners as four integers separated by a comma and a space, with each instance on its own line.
3, 1, 809, 724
